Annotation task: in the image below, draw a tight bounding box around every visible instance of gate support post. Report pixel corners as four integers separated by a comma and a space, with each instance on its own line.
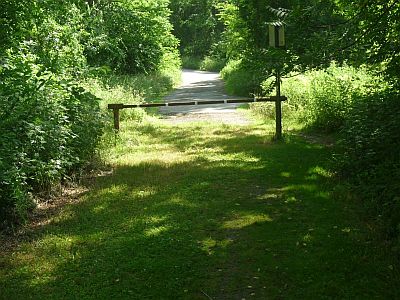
108, 104, 124, 131
275, 70, 282, 140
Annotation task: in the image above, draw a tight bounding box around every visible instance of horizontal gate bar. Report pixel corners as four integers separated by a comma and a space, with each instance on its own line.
108, 96, 287, 110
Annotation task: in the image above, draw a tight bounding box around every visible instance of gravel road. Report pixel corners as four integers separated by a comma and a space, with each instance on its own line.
159, 69, 252, 125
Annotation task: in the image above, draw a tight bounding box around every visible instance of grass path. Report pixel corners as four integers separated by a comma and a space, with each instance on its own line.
1, 118, 399, 299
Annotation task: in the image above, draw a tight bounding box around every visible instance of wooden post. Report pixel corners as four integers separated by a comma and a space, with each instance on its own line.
108, 104, 124, 131
113, 108, 120, 131
275, 70, 282, 140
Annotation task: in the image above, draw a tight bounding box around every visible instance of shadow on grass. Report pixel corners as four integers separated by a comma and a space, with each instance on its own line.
1, 123, 399, 299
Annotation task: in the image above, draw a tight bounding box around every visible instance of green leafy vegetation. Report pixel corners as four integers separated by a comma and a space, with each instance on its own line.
182, 55, 226, 71
1, 118, 399, 299
337, 91, 400, 247
85, 0, 179, 74
2, 0, 400, 296
0, 7, 103, 227
0, 0, 179, 228
248, 64, 380, 131
169, 1, 228, 71
215, 0, 400, 247
169, 0, 223, 58
221, 59, 265, 97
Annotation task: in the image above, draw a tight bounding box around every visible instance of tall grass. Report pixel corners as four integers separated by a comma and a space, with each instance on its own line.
83, 64, 181, 116
249, 63, 381, 132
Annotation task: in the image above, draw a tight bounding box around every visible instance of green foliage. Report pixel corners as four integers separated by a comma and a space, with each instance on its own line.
289, 64, 376, 132
337, 91, 400, 244
221, 59, 272, 96
182, 55, 226, 71
169, 0, 223, 57
1, 0, 87, 75
85, 0, 179, 74
215, 0, 400, 96
34, 5, 86, 76
181, 56, 203, 69
247, 64, 377, 132
199, 56, 226, 72
215, 2, 249, 59
215, 0, 343, 77
0, 45, 103, 227
0, 0, 30, 51
335, 0, 400, 83
0, 0, 180, 228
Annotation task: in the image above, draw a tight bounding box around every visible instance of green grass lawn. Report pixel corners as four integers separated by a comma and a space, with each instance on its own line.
1, 117, 399, 299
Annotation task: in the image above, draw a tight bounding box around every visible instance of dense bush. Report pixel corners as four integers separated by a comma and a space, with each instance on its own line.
0, 0, 180, 228
85, 0, 179, 74
337, 91, 400, 245
287, 65, 377, 131
169, 0, 223, 57
244, 64, 377, 132
0, 46, 103, 227
221, 59, 267, 96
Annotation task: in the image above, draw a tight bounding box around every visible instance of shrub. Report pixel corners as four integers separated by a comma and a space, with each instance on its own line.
84, 0, 178, 74
0, 0, 180, 229
199, 56, 226, 72
336, 90, 400, 243
181, 56, 202, 70
304, 65, 364, 131
0, 45, 103, 228
220, 59, 264, 96
181, 55, 226, 72
250, 63, 378, 132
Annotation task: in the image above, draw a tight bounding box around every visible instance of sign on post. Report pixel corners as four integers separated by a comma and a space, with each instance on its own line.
268, 22, 285, 48
268, 21, 285, 140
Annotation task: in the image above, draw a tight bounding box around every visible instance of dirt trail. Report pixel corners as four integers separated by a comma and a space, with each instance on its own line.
159, 69, 251, 125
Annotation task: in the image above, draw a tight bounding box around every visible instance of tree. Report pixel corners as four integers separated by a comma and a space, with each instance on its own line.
169, 0, 223, 56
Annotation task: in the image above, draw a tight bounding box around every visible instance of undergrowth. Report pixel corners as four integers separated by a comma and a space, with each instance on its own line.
182, 55, 226, 72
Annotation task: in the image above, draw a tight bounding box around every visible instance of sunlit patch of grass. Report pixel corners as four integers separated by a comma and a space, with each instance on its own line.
144, 225, 171, 237
168, 196, 198, 208
223, 213, 272, 229
200, 237, 233, 256
200, 237, 217, 255
307, 165, 333, 178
